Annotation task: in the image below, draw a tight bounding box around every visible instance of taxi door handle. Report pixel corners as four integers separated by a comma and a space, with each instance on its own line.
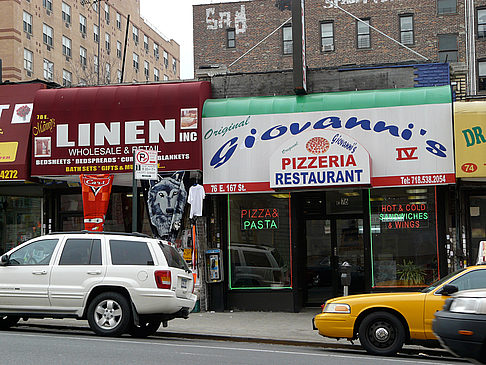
32, 270, 47, 275
87, 270, 102, 275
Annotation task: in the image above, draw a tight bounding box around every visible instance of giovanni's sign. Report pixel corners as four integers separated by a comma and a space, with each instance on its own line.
202, 86, 455, 193
30, 82, 211, 184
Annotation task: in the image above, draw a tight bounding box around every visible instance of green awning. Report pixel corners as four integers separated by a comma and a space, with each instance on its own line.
202, 85, 452, 118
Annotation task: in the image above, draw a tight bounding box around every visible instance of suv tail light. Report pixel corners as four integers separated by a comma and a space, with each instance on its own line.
155, 270, 171, 289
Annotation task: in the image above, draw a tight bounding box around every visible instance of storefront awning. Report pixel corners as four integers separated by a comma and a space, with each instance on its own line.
202, 86, 455, 193
30, 82, 211, 186
454, 102, 486, 179
0, 83, 46, 181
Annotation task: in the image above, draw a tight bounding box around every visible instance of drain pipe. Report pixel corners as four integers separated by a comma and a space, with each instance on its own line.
466, 0, 476, 96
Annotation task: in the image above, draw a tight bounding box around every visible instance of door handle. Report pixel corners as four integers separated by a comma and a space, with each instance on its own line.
32, 270, 47, 275
87, 270, 102, 275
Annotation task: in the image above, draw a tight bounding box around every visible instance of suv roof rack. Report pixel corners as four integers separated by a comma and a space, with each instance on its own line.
47, 231, 152, 238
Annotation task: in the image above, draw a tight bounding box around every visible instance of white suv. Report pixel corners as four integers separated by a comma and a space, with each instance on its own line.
0, 232, 196, 337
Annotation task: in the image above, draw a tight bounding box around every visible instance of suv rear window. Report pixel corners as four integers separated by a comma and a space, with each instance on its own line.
110, 239, 154, 265
159, 242, 189, 271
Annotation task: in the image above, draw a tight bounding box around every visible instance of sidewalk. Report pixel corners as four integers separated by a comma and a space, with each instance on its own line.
22, 308, 452, 357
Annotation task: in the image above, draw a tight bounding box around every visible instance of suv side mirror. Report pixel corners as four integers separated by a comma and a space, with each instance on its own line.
438, 284, 458, 296
0, 254, 9, 266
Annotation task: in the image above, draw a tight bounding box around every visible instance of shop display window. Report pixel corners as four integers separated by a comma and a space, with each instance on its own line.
228, 194, 292, 289
370, 187, 439, 287
0, 196, 42, 253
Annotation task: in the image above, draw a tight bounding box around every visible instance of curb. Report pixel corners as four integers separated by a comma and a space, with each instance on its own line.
18, 322, 458, 360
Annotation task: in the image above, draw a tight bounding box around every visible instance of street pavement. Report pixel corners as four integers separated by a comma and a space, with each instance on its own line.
20, 308, 454, 358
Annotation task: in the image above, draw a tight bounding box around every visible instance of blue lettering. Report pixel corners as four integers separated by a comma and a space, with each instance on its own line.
426, 140, 447, 158
336, 171, 344, 183
308, 172, 317, 184
345, 117, 371, 131
292, 172, 300, 184
355, 169, 363, 181
210, 137, 238, 168
327, 171, 335, 183
345, 170, 354, 182
317, 171, 326, 183
373, 121, 399, 137
314, 116, 341, 129
284, 173, 291, 184
301, 171, 309, 184
261, 125, 287, 141
289, 121, 311, 135
275, 173, 283, 185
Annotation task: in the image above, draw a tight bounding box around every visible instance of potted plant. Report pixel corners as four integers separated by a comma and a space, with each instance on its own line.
397, 260, 425, 285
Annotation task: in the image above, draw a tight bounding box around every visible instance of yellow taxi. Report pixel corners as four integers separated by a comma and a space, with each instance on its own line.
313, 265, 486, 356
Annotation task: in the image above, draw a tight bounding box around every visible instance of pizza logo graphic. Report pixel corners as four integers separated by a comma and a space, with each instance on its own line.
306, 137, 330, 155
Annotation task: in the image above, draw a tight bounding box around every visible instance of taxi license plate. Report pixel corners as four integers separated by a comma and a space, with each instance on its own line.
181, 278, 188, 289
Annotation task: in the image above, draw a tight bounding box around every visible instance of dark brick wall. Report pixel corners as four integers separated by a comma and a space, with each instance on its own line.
193, 0, 465, 75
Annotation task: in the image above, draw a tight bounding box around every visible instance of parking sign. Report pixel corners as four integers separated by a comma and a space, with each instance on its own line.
134, 149, 158, 180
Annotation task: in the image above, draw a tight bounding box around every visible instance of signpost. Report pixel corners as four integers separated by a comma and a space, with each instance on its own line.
132, 148, 158, 232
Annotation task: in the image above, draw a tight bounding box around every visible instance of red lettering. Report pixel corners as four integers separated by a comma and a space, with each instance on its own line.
329, 155, 339, 167
251, 209, 257, 218
241, 209, 248, 218
282, 158, 291, 170
346, 154, 357, 167
258, 208, 264, 218
297, 157, 306, 169
308, 156, 317, 168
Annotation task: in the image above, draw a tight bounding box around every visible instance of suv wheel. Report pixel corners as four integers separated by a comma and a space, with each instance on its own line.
0, 316, 20, 329
87, 292, 131, 337
128, 319, 162, 338
358, 311, 405, 356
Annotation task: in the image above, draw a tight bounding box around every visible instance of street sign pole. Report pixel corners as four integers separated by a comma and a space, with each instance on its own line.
132, 148, 137, 232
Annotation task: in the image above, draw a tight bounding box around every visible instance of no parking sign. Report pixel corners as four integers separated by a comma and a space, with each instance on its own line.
134, 149, 158, 180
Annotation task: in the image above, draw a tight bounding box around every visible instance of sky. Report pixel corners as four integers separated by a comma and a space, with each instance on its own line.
140, 0, 247, 80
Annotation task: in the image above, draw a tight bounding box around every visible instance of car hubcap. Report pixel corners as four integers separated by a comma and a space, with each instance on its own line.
375, 327, 389, 342
368, 320, 395, 348
94, 299, 123, 330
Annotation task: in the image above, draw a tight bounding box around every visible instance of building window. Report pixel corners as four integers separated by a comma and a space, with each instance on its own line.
43, 24, 53, 47
282, 24, 292, 54
357, 18, 371, 49
227, 28, 235, 48
172, 59, 177, 74
105, 33, 110, 53
154, 43, 159, 59
80, 46, 87, 67
92, 2, 97, 12
105, 63, 111, 83
132, 26, 139, 44
43, 59, 53, 80
478, 9, 486, 38
437, 0, 456, 14
370, 187, 439, 287
80, 14, 87, 35
478, 60, 486, 91
320, 21, 334, 52
43, 0, 52, 13
144, 34, 149, 52
438, 34, 458, 62
63, 69, 72, 87
228, 194, 291, 289
94, 55, 98, 74
399, 14, 414, 45
163, 74, 169, 81
154, 67, 159, 81
79, 78, 87, 86
117, 70, 122, 83
116, 12, 121, 30
163, 51, 168, 68
144, 61, 149, 79
62, 36, 72, 58
94, 24, 99, 43
104, 3, 110, 23
23, 11, 33, 35
24, 49, 33, 72
116, 41, 122, 59
133, 53, 139, 72
62, 2, 71, 24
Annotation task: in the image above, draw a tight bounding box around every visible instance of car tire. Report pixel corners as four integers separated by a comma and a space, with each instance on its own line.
0, 316, 20, 329
358, 311, 405, 356
87, 292, 131, 337
128, 319, 162, 338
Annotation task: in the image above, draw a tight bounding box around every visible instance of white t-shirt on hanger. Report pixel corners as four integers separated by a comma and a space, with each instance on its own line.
188, 184, 206, 218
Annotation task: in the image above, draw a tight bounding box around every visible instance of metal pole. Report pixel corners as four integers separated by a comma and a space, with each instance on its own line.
97, 0, 101, 84
132, 149, 137, 233
121, 14, 130, 83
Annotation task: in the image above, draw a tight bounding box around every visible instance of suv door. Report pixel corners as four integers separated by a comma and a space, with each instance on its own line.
49, 237, 106, 311
0, 238, 59, 310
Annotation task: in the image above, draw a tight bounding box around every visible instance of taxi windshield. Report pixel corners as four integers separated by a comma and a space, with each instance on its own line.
421, 268, 466, 293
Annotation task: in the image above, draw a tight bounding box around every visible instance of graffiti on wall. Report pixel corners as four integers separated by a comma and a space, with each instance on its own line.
206, 5, 247, 34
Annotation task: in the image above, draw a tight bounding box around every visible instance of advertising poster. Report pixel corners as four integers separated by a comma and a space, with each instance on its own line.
79, 174, 114, 231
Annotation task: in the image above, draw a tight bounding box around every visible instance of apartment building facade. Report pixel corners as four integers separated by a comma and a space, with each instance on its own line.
193, 0, 477, 97
1, 0, 180, 86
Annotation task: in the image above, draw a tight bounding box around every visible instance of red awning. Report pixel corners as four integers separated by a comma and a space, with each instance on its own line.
0, 83, 46, 181
30, 82, 211, 185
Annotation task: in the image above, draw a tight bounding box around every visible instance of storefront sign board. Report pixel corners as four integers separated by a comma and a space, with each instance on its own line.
0, 83, 46, 181
202, 86, 454, 193
31, 82, 211, 185
454, 102, 486, 178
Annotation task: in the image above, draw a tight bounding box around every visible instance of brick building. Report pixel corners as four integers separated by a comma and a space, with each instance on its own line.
193, 0, 486, 97
1, 0, 180, 86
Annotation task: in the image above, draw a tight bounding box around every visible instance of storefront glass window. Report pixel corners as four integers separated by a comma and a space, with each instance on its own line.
0, 196, 42, 253
228, 194, 291, 289
370, 187, 438, 287
469, 196, 486, 263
